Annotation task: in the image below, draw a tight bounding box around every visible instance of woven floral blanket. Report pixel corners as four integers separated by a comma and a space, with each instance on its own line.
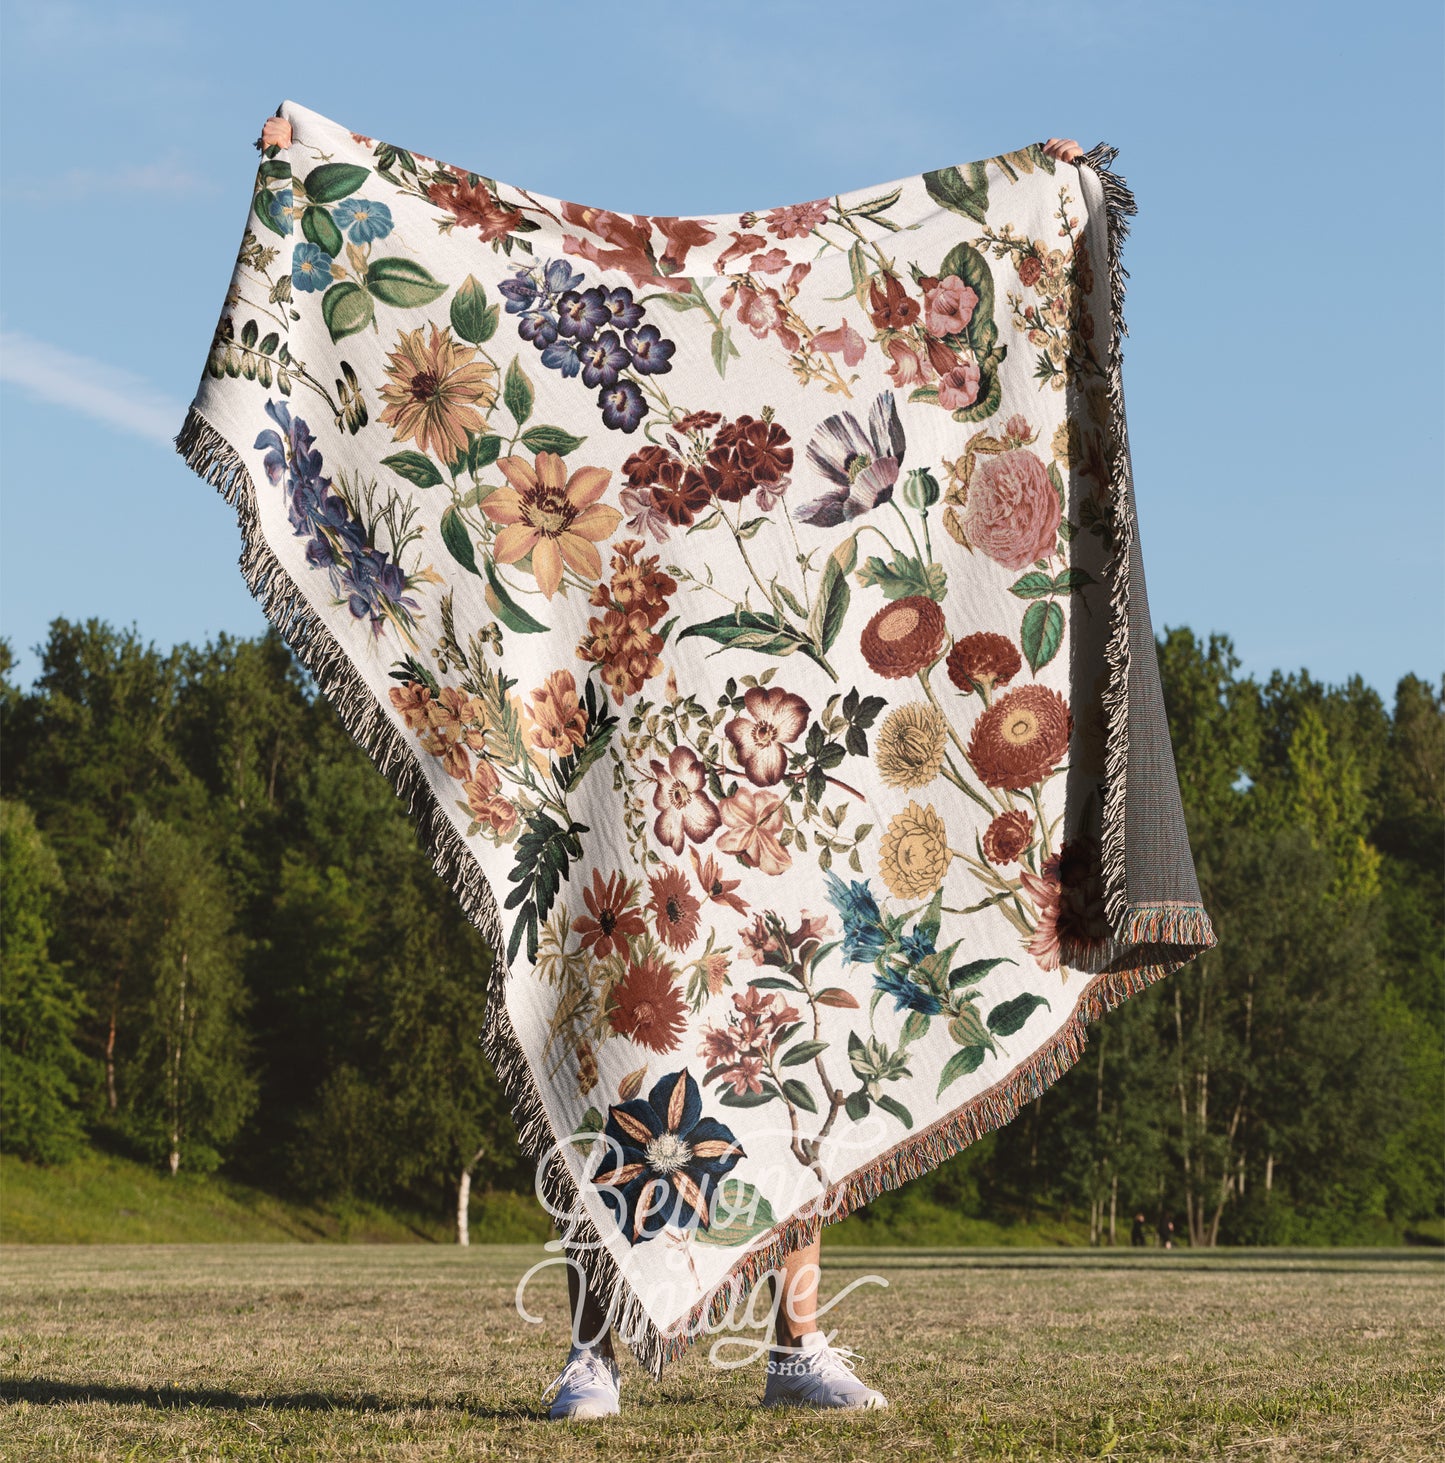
177, 98, 1216, 1376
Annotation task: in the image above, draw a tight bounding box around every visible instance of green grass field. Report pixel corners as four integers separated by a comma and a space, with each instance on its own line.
1, 1245, 1440, 1460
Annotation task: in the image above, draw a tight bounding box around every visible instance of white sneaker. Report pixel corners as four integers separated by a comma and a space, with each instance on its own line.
541, 1343, 621, 1420
761, 1329, 888, 1410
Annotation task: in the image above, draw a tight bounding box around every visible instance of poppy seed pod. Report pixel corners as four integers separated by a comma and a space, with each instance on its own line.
899, 467, 940, 509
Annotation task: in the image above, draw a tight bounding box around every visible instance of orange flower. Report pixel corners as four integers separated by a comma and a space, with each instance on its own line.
648, 866, 701, 951
482, 450, 622, 598
522, 669, 588, 754
377, 323, 497, 463
607, 954, 687, 1053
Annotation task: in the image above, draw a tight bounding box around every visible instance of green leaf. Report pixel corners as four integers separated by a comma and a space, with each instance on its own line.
936, 240, 997, 345
948, 1004, 989, 1047
844, 1090, 871, 1121
469, 433, 502, 472
1009, 571, 1056, 600
303, 163, 371, 204
949, 956, 1016, 988
693, 1178, 776, 1246
677, 611, 804, 658
711, 324, 738, 377
856, 551, 946, 602
449, 274, 490, 344
719, 1086, 778, 1108
520, 425, 587, 455
483, 559, 549, 633
302, 205, 343, 258
923, 163, 991, 225
366, 257, 448, 309
781, 1078, 818, 1115
1052, 568, 1095, 593
938, 1045, 988, 1096
1020, 598, 1065, 673
440, 506, 478, 575
900, 1009, 931, 1047
253, 187, 286, 236
381, 451, 443, 489
781, 1040, 829, 1067
807, 544, 852, 653
320, 282, 374, 342
987, 992, 1051, 1036
503, 356, 534, 426
876, 1093, 913, 1128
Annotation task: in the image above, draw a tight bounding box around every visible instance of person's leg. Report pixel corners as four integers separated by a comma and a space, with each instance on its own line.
762, 1237, 888, 1410
544, 1257, 621, 1420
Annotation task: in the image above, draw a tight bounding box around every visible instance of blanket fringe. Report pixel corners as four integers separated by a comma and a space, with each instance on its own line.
175, 142, 1203, 1380
1076, 142, 1141, 939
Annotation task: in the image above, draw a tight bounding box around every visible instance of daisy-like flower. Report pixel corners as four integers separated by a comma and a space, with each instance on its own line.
879, 801, 952, 899
859, 595, 947, 679
482, 450, 623, 599
716, 789, 791, 876
983, 808, 1034, 865
377, 323, 498, 464
724, 686, 810, 786
967, 684, 1073, 789
874, 702, 947, 788
574, 870, 646, 959
649, 746, 721, 854
607, 954, 688, 1054
648, 867, 702, 951
947, 631, 1023, 696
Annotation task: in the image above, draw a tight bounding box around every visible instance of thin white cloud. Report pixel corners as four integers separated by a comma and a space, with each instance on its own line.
4, 157, 218, 203
0, 331, 186, 446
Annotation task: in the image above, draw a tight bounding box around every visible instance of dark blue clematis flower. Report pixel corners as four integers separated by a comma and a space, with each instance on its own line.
579, 329, 632, 389
624, 322, 675, 375
591, 1069, 745, 1244
291, 241, 333, 294
332, 197, 393, 243
822, 870, 890, 965
598, 378, 646, 432
556, 285, 614, 342
796, 389, 906, 528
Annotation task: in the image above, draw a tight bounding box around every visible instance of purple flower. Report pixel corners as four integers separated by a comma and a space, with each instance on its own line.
579, 329, 632, 389
599, 378, 647, 433
556, 284, 614, 342
796, 389, 906, 528
625, 322, 675, 375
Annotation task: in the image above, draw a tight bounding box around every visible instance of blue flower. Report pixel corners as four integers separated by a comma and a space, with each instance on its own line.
822, 871, 889, 965
540, 337, 583, 378
603, 285, 644, 330
268, 188, 294, 232
499, 271, 540, 313
517, 309, 558, 347
625, 322, 675, 376
579, 329, 631, 389
873, 962, 944, 1016
591, 1069, 745, 1245
556, 285, 613, 342
598, 378, 646, 432
291, 241, 333, 293
543, 257, 584, 295
332, 197, 393, 243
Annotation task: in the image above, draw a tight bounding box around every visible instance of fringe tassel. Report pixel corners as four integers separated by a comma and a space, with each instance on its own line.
176, 144, 1205, 1380
1076, 142, 1141, 939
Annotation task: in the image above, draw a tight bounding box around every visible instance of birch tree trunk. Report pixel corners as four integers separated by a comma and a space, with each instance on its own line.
456, 1145, 486, 1245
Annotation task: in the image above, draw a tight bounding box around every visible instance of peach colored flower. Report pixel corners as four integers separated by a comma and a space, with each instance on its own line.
924, 274, 980, 336
716, 789, 791, 876
483, 450, 622, 599
377, 323, 497, 464
522, 669, 588, 754
879, 801, 952, 899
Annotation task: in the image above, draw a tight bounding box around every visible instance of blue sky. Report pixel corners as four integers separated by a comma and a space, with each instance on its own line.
2, 0, 1440, 702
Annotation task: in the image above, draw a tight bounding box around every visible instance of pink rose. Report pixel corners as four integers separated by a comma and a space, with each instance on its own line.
924, 274, 980, 336
962, 449, 1062, 571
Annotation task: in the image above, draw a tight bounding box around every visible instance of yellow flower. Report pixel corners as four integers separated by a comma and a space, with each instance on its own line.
879, 801, 952, 899
482, 450, 623, 599
377, 323, 498, 463
875, 703, 946, 789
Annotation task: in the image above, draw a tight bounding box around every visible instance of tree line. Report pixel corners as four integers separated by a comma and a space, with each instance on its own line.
1, 620, 1440, 1245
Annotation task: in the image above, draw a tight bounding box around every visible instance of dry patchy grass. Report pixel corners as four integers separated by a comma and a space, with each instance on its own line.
1, 1245, 1441, 1459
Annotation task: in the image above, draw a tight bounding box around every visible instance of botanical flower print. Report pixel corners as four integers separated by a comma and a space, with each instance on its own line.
189, 103, 1211, 1343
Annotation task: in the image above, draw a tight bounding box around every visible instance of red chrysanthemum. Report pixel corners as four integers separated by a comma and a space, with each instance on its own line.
859, 596, 947, 679
648, 867, 702, 951
982, 808, 1034, 865
607, 955, 687, 1053
947, 632, 1023, 695
967, 684, 1073, 789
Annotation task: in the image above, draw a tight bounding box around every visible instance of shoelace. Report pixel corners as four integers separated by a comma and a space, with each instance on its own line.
806, 1342, 866, 1383
540, 1348, 615, 1401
